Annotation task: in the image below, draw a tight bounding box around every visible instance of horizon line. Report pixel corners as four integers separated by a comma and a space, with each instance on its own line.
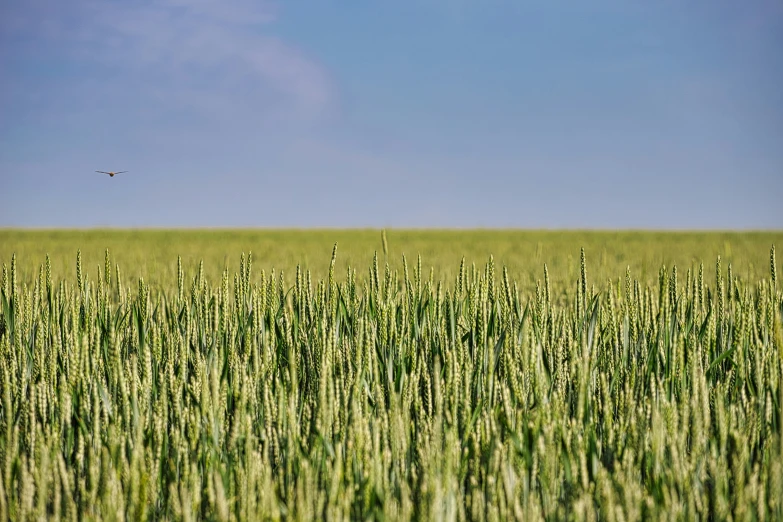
1, 227, 781, 234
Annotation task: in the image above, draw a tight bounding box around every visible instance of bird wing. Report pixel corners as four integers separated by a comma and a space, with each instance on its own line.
96, 171, 111, 174
115, 171, 128, 174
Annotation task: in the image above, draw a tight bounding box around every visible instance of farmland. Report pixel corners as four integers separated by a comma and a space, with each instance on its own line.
0, 230, 782, 520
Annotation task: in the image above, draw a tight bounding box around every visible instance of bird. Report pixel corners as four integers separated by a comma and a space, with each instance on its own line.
96, 170, 128, 177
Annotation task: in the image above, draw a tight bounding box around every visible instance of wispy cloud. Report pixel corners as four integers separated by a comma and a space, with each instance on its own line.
2, 0, 333, 125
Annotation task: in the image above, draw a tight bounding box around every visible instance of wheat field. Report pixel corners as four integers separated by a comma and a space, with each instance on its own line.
0, 230, 781, 520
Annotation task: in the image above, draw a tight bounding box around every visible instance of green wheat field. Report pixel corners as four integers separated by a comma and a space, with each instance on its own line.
1, 229, 782, 521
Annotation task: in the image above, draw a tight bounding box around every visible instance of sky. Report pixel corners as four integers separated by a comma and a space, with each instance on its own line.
1, 0, 781, 228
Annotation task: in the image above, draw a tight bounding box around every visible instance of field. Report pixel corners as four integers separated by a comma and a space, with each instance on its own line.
1, 230, 782, 520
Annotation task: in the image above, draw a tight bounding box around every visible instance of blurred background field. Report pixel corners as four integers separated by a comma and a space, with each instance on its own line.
1, 229, 780, 294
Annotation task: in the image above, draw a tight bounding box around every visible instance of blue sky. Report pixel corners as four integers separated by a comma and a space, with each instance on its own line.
1, 0, 781, 228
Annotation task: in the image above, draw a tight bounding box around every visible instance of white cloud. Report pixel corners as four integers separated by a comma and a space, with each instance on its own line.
3, 0, 333, 123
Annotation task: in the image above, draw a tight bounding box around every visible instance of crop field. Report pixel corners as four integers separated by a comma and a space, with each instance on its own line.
0, 230, 782, 520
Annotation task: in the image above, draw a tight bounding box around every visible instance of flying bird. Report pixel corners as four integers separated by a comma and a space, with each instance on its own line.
96, 170, 128, 177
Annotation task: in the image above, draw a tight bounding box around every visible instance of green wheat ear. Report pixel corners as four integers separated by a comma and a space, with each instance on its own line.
458, 256, 465, 296
115, 263, 122, 299
329, 242, 338, 294
105, 248, 111, 287
177, 255, 184, 303
727, 263, 733, 304
45, 253, 51, 299
10, 253, 16, 302
544, 263, 551, 307
76, 249, 82, 291
381, 229, 388, 259
771, 245, 777, 290
580, 247, 587, 308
